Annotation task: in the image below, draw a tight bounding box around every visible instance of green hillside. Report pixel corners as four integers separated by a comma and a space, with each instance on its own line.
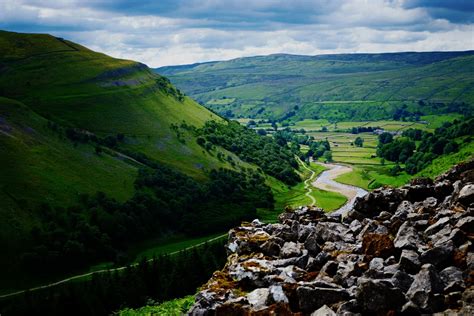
0, 31, 283, 291
156, 52, 474, 121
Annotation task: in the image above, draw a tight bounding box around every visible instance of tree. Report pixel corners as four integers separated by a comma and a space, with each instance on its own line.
323, 150, 333, 162
354, 137, 364, 147
257, 129, 267, 136
378, 132, 393, 145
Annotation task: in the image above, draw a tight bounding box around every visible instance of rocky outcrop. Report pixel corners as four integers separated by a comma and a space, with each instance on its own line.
189, 160, 474, 315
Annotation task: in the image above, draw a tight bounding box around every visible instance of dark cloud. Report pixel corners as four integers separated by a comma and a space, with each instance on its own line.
403, 0, 474, 23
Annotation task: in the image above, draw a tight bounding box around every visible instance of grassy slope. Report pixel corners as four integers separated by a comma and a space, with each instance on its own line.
335, 139, 474, 189
0, 31, 259, 287
117, 295, 194, 316
156, 52, 474, 120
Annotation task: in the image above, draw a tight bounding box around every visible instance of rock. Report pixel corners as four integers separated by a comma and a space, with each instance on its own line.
377, 211, 392, 221
306, 251, 330, 271
399, 249, 421, 274
320, 260, 338, 277
311, 304, 336, 316
246, 288, 269, 311
356, 279, 406, 313
425, 217, 451, 236
268, 285, 289, 304
391, 270, 414, 292
261, 239, 281, 257
298, 224, 315, 242
304, 232, 321, 256
349, 219, 362, 234
423, 196, 438, 208
297, 286, 349, 313
188, 162, 474, 315
394, 222, 422, 251
280, 241, 301, 258
369, 257, 384, 271
434, 228, 465, 247
315, 222, 354, 243
457, 184, 474, 206
420, 240, 454, 268
455, 216, 474, 232
407, 264, 445, 312
362, 233, 395, 258
440, 266, 465, 293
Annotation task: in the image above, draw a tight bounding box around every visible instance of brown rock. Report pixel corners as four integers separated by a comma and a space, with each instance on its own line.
362, 233, 395, 258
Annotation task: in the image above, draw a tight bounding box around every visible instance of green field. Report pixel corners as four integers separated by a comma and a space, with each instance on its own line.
157, 52, 474, 121
263, 161, 346, 217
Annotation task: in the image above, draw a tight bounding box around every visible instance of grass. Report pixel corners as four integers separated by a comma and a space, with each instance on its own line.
0, 31, 258, 293
262, 161, 346, 220
312, 188, 347, 211
157, 52, 474, 121
131, 233, 226, 262
117, 295, 195, 316
335, 164, 412, 190
416, 139, 474, 178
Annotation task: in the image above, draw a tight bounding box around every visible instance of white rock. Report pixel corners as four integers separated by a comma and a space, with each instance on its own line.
311, 304, 336, 316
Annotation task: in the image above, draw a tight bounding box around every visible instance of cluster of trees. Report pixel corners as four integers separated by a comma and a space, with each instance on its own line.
195, 121, 300, 185
155, 76, 185, 101
350, 126, 380, 134
354, 137, 364, 147
1, 240, 226, 316
377, 117, 473, 174
20, 164, 271, 275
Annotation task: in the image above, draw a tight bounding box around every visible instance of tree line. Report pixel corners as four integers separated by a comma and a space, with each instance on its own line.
376, 117, 473, 174
193, 121, 301, 185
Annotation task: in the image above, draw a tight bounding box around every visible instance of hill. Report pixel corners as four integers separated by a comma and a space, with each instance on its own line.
0, 31, 297, 292
156, 51, 474, 121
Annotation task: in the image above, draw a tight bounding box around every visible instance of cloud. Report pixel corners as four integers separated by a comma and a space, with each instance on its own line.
0, 0, 472, 67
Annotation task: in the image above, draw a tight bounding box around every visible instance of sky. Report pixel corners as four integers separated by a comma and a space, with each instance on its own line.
1, 0, 473, 67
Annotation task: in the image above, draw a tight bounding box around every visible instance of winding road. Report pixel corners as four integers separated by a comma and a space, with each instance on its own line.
311, 161, 368, 216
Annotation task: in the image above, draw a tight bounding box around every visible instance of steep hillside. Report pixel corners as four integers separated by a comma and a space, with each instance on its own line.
0, 31, 295, 291
156, 51, 474, 121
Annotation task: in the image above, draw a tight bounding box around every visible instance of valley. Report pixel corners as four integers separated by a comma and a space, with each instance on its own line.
0, 31, 472, 316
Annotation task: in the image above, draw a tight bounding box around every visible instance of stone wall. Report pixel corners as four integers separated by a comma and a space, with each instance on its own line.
189, 160, 474, 315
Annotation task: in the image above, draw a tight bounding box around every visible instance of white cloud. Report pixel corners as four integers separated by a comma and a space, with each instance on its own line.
0, 0, 472, 67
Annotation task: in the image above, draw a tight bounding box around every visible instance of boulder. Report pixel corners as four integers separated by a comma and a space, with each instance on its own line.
425, 217, 451, 236
420, 240, 454, 268
268, 285, 289, 304
394, 222, 423, 251
280, 241, 301, 258
355, 279, 406, 313
311, 304, 336, 316
455, 216, 474, 232
304, 232, 321, 256
362, 233, 395, 258
315, 222, 354, 243
391, 270, 414, 292
297, 286, 349, 313
247, 288, 270, 311
457, 184, 474, 206
407, 264, 445, 312
399, 249, 421, 274
440, 266, 465, 293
